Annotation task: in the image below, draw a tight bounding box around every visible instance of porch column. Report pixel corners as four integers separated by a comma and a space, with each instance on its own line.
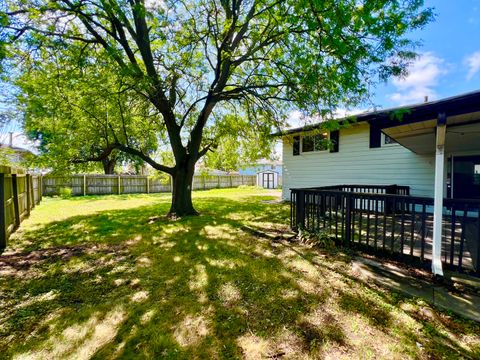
432, 113, 446, 276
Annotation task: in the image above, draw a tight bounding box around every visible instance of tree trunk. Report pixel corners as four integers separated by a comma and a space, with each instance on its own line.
102, 157, 116, 174
169, 160, 198, 217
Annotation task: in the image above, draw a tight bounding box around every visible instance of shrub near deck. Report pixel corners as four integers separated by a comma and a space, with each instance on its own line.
0, 188, 479, 359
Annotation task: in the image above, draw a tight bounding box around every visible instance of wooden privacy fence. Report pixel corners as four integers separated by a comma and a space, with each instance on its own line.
42, 174, 256, 196
0, 166, 42, 250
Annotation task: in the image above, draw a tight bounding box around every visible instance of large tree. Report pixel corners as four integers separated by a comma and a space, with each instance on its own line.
1, 0, 433, 216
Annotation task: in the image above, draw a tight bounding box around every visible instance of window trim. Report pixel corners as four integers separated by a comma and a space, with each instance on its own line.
301, 132, 330, 154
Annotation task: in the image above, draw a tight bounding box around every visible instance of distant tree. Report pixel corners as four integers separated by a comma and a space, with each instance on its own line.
2, 0, 433, 216
16, 48, 158, 174
202, 114, 276, 172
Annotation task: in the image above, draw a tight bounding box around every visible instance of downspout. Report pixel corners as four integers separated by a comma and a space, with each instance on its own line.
432, 113, 446, 277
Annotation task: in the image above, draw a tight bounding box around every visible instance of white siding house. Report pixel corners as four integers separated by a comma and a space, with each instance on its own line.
281, 122, 436, 200
278, 90, 480, 277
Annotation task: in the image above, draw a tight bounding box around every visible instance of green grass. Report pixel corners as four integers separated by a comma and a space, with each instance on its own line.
0, 188, 479, 359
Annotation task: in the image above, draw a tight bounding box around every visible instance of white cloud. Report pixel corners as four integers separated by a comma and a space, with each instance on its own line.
333, 108, 369, 119
285, 110, 303, 129
282, 108, 367, 130
145, 0, 167, 10
389, 52, 447, 105
465, 51, 480, 80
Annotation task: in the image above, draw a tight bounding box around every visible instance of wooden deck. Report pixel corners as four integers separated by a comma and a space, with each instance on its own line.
346, 213, 477, 272
291, 185, 480, 275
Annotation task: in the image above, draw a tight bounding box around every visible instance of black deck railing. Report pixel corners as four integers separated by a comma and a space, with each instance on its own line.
290, 185, 480, 275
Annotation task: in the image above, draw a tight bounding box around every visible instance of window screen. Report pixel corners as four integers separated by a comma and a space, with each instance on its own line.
302, 133, 328, 152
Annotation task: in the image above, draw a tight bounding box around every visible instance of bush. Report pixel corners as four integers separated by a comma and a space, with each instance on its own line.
59, 187, 73, 199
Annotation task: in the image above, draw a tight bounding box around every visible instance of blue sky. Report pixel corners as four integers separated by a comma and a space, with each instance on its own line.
286, 0, 480, 128
373, 0, 480, 107
3, 1, 480, 149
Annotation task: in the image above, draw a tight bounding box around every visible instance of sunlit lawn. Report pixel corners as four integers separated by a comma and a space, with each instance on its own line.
1, 188, 479, 359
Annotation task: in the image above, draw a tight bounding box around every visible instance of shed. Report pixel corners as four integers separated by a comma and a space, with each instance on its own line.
256, 170, 279, 189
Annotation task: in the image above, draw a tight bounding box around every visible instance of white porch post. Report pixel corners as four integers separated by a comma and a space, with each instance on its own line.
432, 113, 446, 276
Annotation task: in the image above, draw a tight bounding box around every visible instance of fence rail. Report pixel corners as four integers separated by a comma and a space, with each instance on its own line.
42, 174, 256, 196
0, 166, 42, 250
291, 185, 480, 276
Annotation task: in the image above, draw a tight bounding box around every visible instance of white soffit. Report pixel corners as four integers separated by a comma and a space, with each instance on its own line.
382, 112, 480, 155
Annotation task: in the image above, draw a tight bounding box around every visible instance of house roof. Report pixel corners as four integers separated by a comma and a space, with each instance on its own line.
0, 144, 33, 154
272, 89, 480, 136
241, 159, 282, 167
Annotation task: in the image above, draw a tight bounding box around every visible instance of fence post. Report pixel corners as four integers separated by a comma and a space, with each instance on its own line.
118, 175, 121, 195
26, 174, 31, 215
30, 175, 35, 210
39, 175, 43, 202
83, 175, 87, 196
11, 174, 20, 229
146, 176, 150, 194
344, 193, 352, 246
0, 173, 6, 250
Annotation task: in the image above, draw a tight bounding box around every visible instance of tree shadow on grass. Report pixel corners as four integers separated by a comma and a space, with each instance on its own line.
1, 194, 479, 359
276, 240, 480, 359
0, 195, 341, 359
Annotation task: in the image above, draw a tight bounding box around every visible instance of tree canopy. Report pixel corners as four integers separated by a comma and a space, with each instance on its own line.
15, 47, 158, 174
1, 0, 433, 215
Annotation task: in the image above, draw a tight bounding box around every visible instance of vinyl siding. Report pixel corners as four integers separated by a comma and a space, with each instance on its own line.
281, 123, 436, 200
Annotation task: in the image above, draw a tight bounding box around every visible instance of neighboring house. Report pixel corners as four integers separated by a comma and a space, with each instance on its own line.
274, 90, 480, 277
0, 132, 35, 166
0, 145, 33, 165
238, 160, 282, 176
194, 164, 236, 176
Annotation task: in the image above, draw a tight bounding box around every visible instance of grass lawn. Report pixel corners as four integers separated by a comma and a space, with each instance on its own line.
1, 188, 479, 359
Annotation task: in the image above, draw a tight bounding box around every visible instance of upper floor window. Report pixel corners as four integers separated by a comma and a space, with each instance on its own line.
302, 133, 328, 152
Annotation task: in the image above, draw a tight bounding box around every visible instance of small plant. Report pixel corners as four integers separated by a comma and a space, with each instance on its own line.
59, 187, 73, 199
297, 226, 335, 249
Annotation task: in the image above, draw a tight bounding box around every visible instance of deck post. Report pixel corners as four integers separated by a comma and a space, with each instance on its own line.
432, 113, 446, 277
296, 190, 305, 230
344, 193, 352, 246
